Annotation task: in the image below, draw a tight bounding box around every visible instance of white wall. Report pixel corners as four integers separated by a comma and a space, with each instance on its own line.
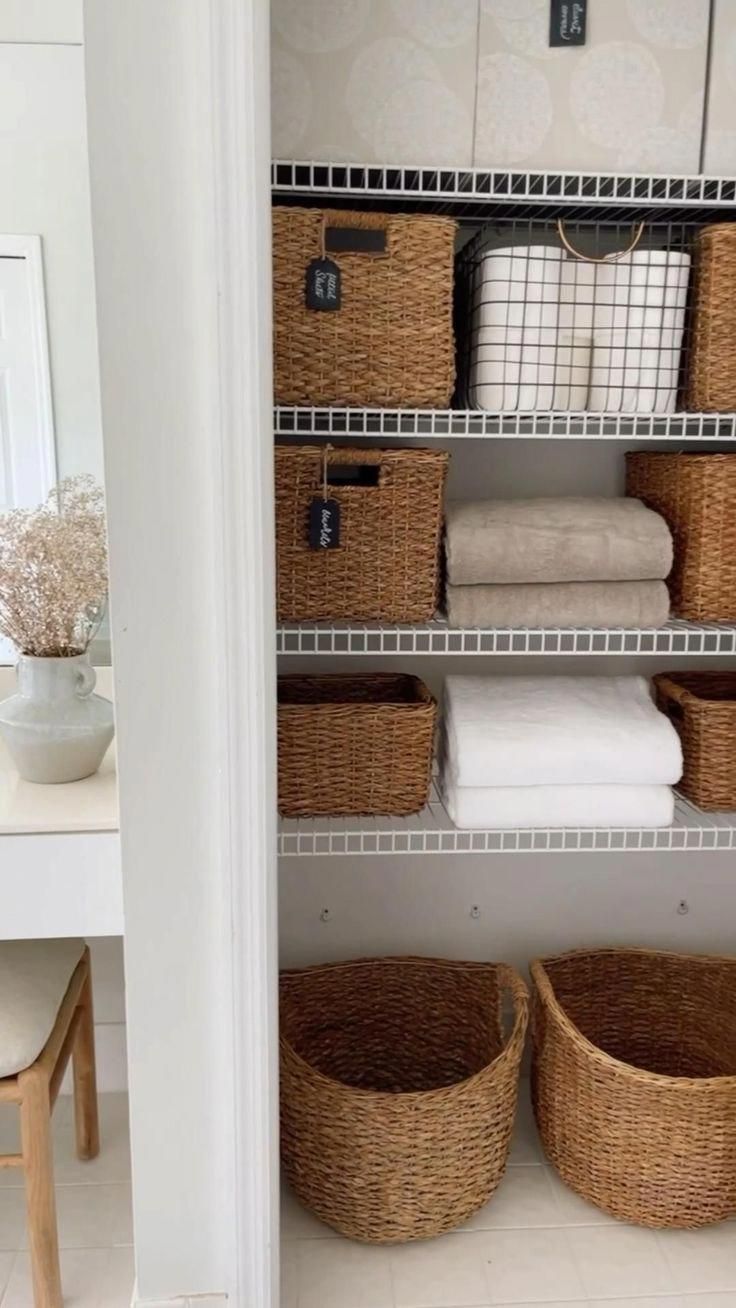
280, 852, 736, 974
0, 8, 103, 484
0, 1, 124, 1085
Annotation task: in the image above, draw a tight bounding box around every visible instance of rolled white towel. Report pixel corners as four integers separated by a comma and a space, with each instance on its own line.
443, 780, 675, 830
444, 675, 682, 789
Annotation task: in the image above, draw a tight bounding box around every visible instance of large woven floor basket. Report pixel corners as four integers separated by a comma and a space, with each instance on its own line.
277, 673, 436, 817
532, 948, 736, 1228
275, 445, 448, 622
655, 671, 736, 810
280, 956, 529, 1243
273, 207, 456, 407
687, 224, 736, 411
626, 451, 736, 620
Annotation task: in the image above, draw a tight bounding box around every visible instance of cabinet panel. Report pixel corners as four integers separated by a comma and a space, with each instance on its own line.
0, 0, 82, 44
270, 0, 479, 166
702, 0, 736, 173
473, 0, 710, 172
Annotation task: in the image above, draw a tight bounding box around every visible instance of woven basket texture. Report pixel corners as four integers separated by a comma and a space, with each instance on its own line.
626, 451, 736, 621
275, 445, 448, 622
273, 206, 457, 407
280, 956, 529, 1243
687, 225, 736, 411
655, 671, 736, 809
532, 947, 736, 1228
277, 673, 436, 817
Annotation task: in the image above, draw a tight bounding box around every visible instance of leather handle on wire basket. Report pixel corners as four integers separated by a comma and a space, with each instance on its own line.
557, 218, 645, 263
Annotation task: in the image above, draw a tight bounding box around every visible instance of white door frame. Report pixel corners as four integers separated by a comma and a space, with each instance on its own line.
210, 1, 279, 1304
83, 1, 277, 1304
0, 233, 56, 504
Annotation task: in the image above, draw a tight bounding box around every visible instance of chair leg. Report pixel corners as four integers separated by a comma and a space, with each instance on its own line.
72, 961, 100, 1161
19, 1068, 62, 1308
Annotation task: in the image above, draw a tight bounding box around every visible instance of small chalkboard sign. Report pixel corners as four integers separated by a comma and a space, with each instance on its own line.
309, 497, 341, 549
550, 0, 586, 45
306, 257, 341, 311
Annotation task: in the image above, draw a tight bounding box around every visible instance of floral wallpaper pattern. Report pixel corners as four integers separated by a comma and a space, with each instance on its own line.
270, 0, 712, 174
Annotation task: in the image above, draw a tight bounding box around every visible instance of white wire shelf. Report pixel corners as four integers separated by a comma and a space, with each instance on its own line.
278, 788, 736, 856
274, 407, 736, 441
272, 160, 736, 215
277, 619, 736, 657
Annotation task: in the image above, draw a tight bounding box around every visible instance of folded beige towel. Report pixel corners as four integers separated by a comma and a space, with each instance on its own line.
445, 497, 673, 585
446, 579, 670, 629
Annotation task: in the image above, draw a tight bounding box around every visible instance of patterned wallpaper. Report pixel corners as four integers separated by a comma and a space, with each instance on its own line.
270, 0, 712, 174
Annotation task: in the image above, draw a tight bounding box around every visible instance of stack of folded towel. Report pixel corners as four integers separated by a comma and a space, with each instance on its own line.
445, 497, 673, 629
441, 675, 683, 829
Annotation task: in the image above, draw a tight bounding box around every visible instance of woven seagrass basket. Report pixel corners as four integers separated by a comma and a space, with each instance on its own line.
626, 451, 736, 620
277, 673, 436, 817
275, 444, 448, 622
532, 947, 736, 1228
273, 207, 456, 407
280, 956, 529, 1243
655, 671, 736, 810
687, 224, 736, 411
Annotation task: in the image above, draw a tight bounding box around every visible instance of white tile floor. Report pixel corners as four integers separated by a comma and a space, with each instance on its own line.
281, 1090, 736, 1308
1, 1087, 734, 1307
0, 1093, 133, 1308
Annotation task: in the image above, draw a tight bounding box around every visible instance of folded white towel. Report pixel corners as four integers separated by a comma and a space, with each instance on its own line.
443, 780, 675, 830
445, 497, 673, 586
444, 675, 682, 789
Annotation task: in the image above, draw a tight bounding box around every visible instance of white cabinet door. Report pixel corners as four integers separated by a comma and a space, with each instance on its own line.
0, 236, 55, 511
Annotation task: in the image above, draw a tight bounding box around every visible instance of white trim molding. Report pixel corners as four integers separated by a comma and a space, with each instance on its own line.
209, 1, 279, 1306
83, 0, 277, 1303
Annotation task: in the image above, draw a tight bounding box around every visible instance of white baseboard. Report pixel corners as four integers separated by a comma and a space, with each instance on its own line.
60, 1021, 128, 1093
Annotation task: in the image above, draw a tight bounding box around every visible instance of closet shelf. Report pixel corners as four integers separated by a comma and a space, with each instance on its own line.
274, 407, 736, 442
278, 788, 735, 857
273, 408, 736, 444
277, 620, 736, 658
272, 160, 736, 220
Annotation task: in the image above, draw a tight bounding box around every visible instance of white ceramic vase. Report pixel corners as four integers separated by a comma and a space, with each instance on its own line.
0, 653, 114, 784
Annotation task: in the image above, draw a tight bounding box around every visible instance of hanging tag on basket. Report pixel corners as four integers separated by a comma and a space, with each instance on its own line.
309, 497, 341, 549
305, 258, 341, 311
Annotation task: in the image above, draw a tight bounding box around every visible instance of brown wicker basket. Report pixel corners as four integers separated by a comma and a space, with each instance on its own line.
273, 207, 456, 407
275, 445, 448, 622
687, 224, 736, 411
280, 956, 529, 1243
532, 947, 736, 1228
277, 673, 436, 817
626, 451, 736, 620
655, 671, 736, 810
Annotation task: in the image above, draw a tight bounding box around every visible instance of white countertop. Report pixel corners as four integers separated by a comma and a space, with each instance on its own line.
0, 666, 119, 835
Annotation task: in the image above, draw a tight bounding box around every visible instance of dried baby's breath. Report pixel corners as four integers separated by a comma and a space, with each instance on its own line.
0, 477, 108, 657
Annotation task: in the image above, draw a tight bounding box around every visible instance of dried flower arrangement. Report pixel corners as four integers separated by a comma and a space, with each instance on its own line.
0, 476, 108, 657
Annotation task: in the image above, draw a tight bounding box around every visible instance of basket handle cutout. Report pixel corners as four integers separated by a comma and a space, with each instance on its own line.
326, 463, 381, 488
325, 226, 387, 256
557, 219, 646, 263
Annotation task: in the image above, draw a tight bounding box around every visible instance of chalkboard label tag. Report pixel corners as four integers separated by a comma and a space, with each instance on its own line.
306, 258, 341, 311
309, 497, 341, 549
550, 0, 586, 45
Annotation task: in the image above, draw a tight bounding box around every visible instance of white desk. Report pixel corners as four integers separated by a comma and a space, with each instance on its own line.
0, 667, 123, 939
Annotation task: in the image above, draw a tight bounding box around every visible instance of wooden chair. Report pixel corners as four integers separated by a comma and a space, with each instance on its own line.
0, 942, 99, 1308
